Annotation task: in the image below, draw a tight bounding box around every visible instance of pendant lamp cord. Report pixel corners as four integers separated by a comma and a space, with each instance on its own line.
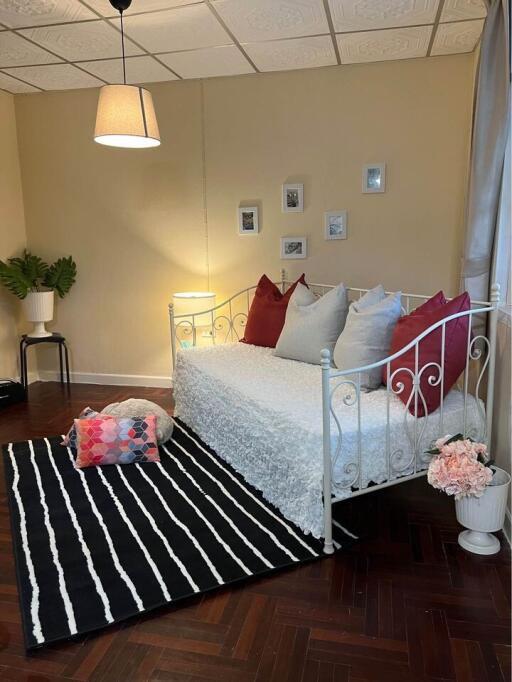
120, 9, 127, 85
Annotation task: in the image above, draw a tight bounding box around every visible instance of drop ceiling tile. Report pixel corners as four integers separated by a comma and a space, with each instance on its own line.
159, 45, 254, 79
213, 0, 329, 42
4, 63, 103, 89
431, 18, 484, 55
243, 35, 336, 72
0, 70, 39, 92
79, 55, 177, 83
329, 0, 439, 32
0, 0, 96, 29
83, 0, 198, 16
19, 20, 143, 61
337, 26, 431, 63
113, 4, 232, 53
0, 31, 62, 67
441, 0, 486, 22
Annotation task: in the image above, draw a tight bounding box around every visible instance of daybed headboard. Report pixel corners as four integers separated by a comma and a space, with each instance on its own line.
169, 269, 497, 360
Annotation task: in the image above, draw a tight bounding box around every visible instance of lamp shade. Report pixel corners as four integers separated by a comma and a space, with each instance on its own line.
173, 292, 216, 327
94, 84, 160, 149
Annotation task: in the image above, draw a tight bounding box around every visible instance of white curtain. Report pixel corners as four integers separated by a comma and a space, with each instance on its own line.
461, 0, 510, 302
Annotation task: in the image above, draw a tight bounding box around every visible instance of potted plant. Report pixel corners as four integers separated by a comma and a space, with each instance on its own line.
427, 434, 511, 555
0, 250, 77, 338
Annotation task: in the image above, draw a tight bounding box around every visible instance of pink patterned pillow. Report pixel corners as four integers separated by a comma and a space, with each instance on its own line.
61, 407, 100, 449
74, 415, 160, 469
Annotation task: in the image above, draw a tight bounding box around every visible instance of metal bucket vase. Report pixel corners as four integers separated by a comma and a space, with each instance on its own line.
22, 291, 54, 338
455, 467, 511, 555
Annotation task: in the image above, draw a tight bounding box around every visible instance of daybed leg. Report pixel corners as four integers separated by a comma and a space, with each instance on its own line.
323, 506, 334, 555
321, 348, 335, 555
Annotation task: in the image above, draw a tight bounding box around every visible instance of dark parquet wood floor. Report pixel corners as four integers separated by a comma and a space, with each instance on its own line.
0, 382, 510, 682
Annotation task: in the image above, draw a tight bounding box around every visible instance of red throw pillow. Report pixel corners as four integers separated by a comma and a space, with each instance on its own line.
383, 292, 470, 416
410, 290, 447, 316
242, 274, 306, 347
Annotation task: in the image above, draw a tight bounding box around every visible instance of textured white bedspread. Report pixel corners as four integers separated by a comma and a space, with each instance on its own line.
173, 343, 485, 537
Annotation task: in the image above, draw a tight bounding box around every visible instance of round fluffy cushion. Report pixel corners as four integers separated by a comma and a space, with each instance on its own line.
101, 398, 173, 444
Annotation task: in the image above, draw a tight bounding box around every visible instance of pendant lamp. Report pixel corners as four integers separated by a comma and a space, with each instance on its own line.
94, 0, 161, 148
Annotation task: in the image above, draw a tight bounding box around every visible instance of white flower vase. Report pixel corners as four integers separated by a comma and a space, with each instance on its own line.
455, 466, 511, 555
22, 291, 54, 338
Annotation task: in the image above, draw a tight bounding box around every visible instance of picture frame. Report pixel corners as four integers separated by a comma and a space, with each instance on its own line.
282, 183, 304, 212
280, 237, 307, 260
362, 163, 386, 193
324, 210, 347, 240
238, 206, 259, 235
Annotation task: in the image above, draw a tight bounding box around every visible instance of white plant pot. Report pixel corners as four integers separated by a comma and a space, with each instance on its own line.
22, 291, 54, 338
455, 466, 511, 555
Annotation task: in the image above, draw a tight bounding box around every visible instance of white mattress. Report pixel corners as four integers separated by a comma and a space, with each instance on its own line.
173, 343, 485, 538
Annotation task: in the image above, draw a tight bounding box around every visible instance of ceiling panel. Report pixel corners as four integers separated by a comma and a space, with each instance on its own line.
78, 55, 177, 83
329, 0, 439, 32
19, 20, 143, 61
431, 18, 484, 55
159, 45, 254, 79
0, 0, 95, 29
114, 4, 232, 53
338, 26, 431, 64
0, 32, 62, 68
244, 35, 336, 72
441, 0, 487, 22
83, 0, 199, 17
3, 63, 103, 89
213, 0, 329, 42
0, 70, 39, 92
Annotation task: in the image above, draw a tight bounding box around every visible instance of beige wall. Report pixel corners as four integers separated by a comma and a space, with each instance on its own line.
14, 53, 474, 380
493, 317, 511, 536
0, 90, 27, 379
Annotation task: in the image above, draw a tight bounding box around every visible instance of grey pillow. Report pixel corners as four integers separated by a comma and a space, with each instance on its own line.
333, 291, 402, 390
353, 284, 386, 309
274, 283, 349, 365
101, 398, 173, 444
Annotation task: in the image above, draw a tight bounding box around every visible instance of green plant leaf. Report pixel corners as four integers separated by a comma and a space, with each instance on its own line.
0, 260, 32, 299
43, 256, 77, 298
8, 250, 48, 290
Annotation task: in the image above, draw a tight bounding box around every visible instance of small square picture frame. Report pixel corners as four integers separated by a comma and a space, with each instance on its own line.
362, 163, 386, 193
238, 206, 259, 235
282, 183, 304, 212
280, 237, 307, 259
324, 210, 347, 240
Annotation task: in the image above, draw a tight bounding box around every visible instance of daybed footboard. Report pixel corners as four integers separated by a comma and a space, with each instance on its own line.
320, 285, 500, 554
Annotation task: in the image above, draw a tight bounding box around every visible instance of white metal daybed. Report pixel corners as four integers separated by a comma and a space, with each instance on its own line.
169, 273, 500, 553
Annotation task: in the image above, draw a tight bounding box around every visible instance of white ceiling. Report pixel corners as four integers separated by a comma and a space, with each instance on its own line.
0, 0, 486, 94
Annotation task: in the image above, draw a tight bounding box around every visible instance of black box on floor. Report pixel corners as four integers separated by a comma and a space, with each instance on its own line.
0, 380, 26, 408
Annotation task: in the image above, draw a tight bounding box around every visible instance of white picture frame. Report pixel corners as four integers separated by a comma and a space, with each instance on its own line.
282, 183, 304, 212
238, 206, 259, 234
324, 210, 347, 240
362, 163, 386, 193
280, 237, 307, 259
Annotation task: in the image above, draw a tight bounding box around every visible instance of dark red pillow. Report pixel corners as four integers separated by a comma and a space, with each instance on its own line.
410, 290, 447, 316
383, 292, 470, 416
242, 274, 306, 347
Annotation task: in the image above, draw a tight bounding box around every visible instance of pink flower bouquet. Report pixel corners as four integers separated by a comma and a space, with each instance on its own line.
427, 434, 494, 500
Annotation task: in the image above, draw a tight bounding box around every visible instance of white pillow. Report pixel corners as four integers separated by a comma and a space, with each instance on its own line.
354, 284, 385, 310
333, 291, 402, 390
275, 283, 348, 365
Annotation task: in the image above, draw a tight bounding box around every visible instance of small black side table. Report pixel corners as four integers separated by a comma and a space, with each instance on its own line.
20, 333, 70, 390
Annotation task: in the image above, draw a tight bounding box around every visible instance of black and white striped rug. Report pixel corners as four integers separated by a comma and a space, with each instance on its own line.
3, 419, 357, 650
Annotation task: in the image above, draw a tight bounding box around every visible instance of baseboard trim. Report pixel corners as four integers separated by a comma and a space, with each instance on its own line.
503, 508, 511, 547
38, 370, 171, 389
